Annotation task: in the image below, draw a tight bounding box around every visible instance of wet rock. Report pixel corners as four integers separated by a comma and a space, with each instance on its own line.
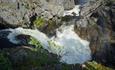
0, 30, 31, 48
0, 30, 18, 48
73, 1, 115, 68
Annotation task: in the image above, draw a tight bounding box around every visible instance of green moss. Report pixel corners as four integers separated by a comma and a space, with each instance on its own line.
28, 37, 59, 64
0, 51, 12, 70
17, 37, 59, 70
1, 37, 113, 70
85, 61, 113, 70
27, 37, 113, 70
48, 40, 64, 55
28, 37, 42, 51
33, 17, 45, 28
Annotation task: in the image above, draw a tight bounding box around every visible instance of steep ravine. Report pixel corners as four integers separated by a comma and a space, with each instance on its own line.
0, 0, 115, 70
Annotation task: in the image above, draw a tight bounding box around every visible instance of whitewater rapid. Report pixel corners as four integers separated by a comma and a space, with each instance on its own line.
5, 25, 91, 64
63, 5, 80, 16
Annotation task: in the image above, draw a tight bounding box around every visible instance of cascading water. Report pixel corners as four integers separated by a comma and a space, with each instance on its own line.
63, 5, 80, 16
50, 25, 91, 64
4, 24, 91, 64
0, 4, 92, 64
0, 1, 91, 64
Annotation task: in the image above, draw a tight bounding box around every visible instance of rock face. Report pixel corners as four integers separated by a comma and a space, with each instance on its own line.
74, 0, 115, 67
0, 0, 77, 28
0, 0, 98, 28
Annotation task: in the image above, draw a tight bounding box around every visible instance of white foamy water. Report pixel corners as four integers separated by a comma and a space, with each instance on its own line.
51, 25, 91, 64
6, 25, 91, 64
7, 28, 50, 50
63, 5, 80, 16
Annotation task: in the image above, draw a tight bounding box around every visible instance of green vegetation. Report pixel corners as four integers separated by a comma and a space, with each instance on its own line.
0, 42, 113, 70
0, 51, 12, 70
48, 40, 64, 55
33, 17, 45, 28
28, 37, 42, 51
13, 37, 59, 70
28, 38, 112, 70
85, 61, 112, 70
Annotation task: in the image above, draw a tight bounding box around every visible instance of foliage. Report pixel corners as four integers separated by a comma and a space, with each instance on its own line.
0, 51, 12, 70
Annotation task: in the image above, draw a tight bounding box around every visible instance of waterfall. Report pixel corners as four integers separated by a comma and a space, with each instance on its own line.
63, 5, 80, 16
5, 25, 91, 64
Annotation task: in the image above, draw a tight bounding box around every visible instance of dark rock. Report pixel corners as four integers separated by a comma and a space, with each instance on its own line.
0, 30, 18, 48
16, 34, 30, 45
0, 37, 18, 48
0, 30, 30, 48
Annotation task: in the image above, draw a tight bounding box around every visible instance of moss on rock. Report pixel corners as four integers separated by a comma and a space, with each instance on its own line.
33, 17, 45, 28
85, 61, 113, 70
